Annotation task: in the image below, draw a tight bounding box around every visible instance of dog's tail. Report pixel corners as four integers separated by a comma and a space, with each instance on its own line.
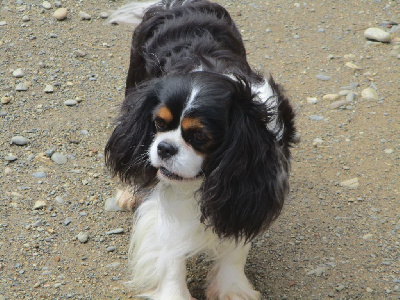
109, 0, 199, 24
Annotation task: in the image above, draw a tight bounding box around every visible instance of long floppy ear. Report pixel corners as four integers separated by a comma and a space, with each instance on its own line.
105, 81, 159, 187
200, 81, 293, 242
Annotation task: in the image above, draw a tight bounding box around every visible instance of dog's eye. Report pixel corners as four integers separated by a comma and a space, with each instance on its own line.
193, 131, 208, 143
154, 119, 167, 131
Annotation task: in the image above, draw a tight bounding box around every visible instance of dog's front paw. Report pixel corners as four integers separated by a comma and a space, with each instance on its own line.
206, 279, 260, 300
115, 188, 139, 211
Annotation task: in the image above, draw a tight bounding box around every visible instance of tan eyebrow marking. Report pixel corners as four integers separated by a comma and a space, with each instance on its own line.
181, 117, 204, 131
155, 106, 173, 123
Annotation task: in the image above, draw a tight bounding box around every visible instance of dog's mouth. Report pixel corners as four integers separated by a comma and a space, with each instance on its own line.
158, 167, 202, 181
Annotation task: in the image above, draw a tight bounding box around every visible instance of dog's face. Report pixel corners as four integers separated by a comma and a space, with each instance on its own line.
106, 71, 295, 241
149, 74, 232, 182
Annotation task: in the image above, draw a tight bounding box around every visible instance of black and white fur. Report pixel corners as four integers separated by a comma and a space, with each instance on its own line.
105, 1, 296, 299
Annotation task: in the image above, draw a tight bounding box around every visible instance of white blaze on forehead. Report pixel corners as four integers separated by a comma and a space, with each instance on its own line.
183, 87, 200, 114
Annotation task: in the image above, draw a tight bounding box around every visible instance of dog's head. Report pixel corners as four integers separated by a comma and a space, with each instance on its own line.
105, 71, 296, 241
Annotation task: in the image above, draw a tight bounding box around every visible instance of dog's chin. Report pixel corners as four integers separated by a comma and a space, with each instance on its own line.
158, 167, 202, 182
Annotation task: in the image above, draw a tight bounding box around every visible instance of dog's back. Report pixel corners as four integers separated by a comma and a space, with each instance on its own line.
111, 0, 262, 90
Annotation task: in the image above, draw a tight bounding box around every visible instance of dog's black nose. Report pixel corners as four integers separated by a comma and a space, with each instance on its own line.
157, 141, 178, 159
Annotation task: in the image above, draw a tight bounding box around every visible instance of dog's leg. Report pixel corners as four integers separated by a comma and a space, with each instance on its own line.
127, 198, 194, 300
205, 242, 260, 300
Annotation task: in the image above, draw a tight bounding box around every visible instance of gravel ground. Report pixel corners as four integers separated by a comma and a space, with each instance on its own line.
1, 0, 399, 299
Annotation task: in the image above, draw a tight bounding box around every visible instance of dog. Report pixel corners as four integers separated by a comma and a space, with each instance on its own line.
105, 1, 297, 299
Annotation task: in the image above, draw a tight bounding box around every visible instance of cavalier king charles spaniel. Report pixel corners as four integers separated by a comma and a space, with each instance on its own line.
105, 1, 297, 299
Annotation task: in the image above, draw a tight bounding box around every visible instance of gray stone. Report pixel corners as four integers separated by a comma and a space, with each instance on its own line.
11, 136, 29, 146
330, 99, 351, 109
100, 12, 109, 19
364, 27, 392, 43
340, 177, 359, 188
15, 82, 28, 91
106, 262, 120, 268
44, 85, 54, 93
0, 21, 7, 26
106, 228, 124, 235
33, 171, 47, 178
106, 246, 116, 252
361, 87, 378, 101
51, 152, 67, 165
307, 266, 327, 276
309, 115, 324, 121
346, 92, 355, 102
12, 68, 24, 78
316, 74, 331, 81
42, 1, 52, 9
64, 218, 71, 226
79, 11, 91, 20
22, 15, 30, 22
55, 196, 65, 204
5, 155, 18, 162
33, 200, 47, 210
77, 232, 89, 243
64, 99, 77, 106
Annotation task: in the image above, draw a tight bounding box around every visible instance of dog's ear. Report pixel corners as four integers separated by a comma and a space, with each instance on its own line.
105, 82, 159, 187
200, 80, 293, 242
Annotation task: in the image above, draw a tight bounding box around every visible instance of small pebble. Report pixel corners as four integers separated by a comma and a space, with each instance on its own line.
361, 87, 378, 101
330, 99, 351, 109
33, 171, 47, 178
106, 262, 120, 268
336, 284, 346, 292
338, 90, 350, 96
322, 94, 340, 101
55, 196, 65, 204
12, 68, 24, 78
22, 15, 30, 22
79, 11, 91, 20
106, 228, 124, 235
106, 246, 116, 252
4, 167, 12, 175
100, 12, 109, 19
11, 136, 29, 146
5, 155, 18, 162
384, 149, 394, 154
53, 8, 68, 21
340, 177, 359, 188
346, 92, 355, 102
74, 50, 86, 57
63, 218, 71, 226
362, 233, 373, 241
0, 21, 7, 26
44, 85, 54, 93
345, 62, 362, 70
33, 200, 47, 210
306, 97, 318, 104
316, 74, 331, 81
64, 99, 77, 106
309, 115, 324, 121
45, 148, 56, 157
77, 232, 89, 243
42, 1, 52, 9
364, 27, 392, 43
51, 152, 68, 165
1, 96, 11, 104
312, 138, 324, 147
15, 82, 28, 91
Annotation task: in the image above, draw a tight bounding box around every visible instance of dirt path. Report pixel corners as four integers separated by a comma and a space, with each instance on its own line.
1, 0, 399, 299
